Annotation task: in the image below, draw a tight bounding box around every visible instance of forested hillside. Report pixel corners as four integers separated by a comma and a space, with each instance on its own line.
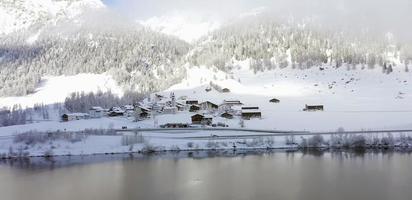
0, 25, 190, 96
188, 17, 412, 73
1, 2, 412, 99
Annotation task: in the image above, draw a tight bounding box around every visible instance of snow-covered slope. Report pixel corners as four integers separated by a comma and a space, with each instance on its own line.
0, 73, 122, 108
0, 0, 105, 35
161, 62, 412, 131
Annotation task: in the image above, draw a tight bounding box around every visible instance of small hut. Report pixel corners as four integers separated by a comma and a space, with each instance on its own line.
269, 98, 280, 103
222, 88, 231, 93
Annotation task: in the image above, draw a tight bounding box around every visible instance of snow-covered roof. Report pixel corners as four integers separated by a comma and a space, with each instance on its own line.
138, 105, 151, 111
163, 106, 177, 110
241, 109, 261, 113
65, 113, 90, 117
224, 99, 242, 103
200, 101, 218, 106
90, 106, 104, 111
123, 105, 134, 110
176, 100, 186, 105
231, 105, 242, 110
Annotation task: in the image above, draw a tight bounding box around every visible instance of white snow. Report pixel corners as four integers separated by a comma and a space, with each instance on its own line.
0, 117, 136, 136
0, 73, 122, 108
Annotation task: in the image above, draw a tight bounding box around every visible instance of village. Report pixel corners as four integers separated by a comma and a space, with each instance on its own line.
61, 88, 324, 129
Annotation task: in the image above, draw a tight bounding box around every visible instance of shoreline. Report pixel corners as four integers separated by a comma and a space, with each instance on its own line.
2, 145, 412, 159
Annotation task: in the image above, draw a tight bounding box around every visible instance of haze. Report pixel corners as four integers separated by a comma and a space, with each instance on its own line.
102, 0, 412, 43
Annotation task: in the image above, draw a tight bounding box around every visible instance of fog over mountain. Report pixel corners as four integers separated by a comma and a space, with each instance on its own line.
104, 0, 412, 43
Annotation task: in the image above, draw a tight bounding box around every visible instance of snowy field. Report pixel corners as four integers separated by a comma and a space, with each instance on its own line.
163, 63, 412, 131
0, 73, 122, 108
1, 63, 412, 157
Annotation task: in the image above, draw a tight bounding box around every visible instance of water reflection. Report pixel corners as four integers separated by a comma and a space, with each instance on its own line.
1, 149, 411, 170
1, 149, 412, 200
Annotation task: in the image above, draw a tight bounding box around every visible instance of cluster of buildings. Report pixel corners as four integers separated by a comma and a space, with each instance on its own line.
61, 91, 324, 125
61, 105, 136, 122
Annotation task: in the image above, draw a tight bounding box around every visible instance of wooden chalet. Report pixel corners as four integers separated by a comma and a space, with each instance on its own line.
191, 114, 213, 125
241, 106, 261, 120
199, 101, 218, 111
189, 104, 201, 112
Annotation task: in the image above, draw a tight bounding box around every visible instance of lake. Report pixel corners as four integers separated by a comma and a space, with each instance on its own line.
1, 150, 412, 200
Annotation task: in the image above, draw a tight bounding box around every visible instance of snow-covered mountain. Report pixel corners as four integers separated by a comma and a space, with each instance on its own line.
0, 0, 190, 99
0, 0, 105, 35
1, 0, 411, 111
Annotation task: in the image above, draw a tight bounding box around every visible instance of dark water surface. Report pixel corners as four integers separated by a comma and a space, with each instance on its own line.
1, 150, 412, 200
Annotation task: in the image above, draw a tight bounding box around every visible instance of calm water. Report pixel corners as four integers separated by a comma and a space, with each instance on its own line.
1, 150, 412, 200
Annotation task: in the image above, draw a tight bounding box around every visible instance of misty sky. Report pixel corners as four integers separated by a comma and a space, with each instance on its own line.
102, 0, 412, 42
